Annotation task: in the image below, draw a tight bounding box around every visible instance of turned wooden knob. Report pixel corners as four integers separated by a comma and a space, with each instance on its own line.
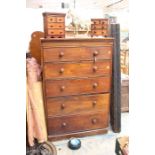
92, 101, 97, 106
93, 66, 98, 72
62, 122, 67, 127
92, 118, 97, 124
93, 51, 99, 56
59, 68, 64, 74
93, 83, 98, 89
59, 52, 64, 57
60, 86, 65, 91
50, 25, 53, 27
61, 103, 65, 109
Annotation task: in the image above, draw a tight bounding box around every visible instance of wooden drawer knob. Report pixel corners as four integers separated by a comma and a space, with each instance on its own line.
93, 66, 98, 72
59, 25, 62, 28
92, 101, 97, 106
61, 103, 65, 109
59, 52, 64, 57
106, 66, 110, 69
93, 51, 99, 56
62, 122, 67, 127
92, 118, 97, 124
93, 83, 98, 89
50, 25, 53, 28
59, 68, 64, 74
60, 86, 65, 91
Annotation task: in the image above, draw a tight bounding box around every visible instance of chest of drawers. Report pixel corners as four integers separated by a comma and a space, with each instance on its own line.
43, 12, 65, 38
41, 38, 114, 141
91, 18, 109, 37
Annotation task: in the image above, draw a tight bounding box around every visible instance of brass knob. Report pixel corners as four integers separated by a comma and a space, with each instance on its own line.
62, 122, 67, 127
92, 118, 97, 124
92, 101, 97, 106
60, 86, 65, 91
93, 66, 98, 72
61, 103, 65, 109
93, 51, 98, 56
93, 83, 98, 89
59, 68, 64, 74
59, 52, 64, 58
106, 66, 110, 69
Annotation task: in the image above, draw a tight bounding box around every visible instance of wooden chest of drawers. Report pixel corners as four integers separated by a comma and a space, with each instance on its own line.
41, 38, 114, 141
91, 18, 109, 37
43, 12, 65, 38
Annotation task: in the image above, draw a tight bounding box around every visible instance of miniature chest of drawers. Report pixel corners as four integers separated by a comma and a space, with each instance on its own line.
41, 38, 114, 141
43, 12, 65, 38
91, 18, 109, 37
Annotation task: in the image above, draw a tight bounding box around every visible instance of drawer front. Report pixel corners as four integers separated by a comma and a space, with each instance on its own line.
47, 111, 109, 135
47, 16, 57, 22
91, 24, 108, 29
46, 93, 110, 116
45, 76, 111, 97
47, 23, 65, 29
92, 30, 108, 36
56, 17, 65, 22
44, 61, 112, 79
91, 19, 108, 25
48, 29, 65, 35
43, 46, 112, 62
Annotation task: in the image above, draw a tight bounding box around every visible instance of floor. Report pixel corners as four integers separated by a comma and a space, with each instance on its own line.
51, 112, 129, 155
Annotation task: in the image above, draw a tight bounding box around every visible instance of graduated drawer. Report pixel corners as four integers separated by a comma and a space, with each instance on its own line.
45, 76, 111, 97
47, 16, 65, 23
46, 93, 110, 117
47, 29, 65, 36
44, 61, 112, 79
47, 23, 65, 29
47, 111, 109, 135
91, 19, 108, 25
43, 46, 112, 62
91, 24, 108, 29
92, 30, 108, 36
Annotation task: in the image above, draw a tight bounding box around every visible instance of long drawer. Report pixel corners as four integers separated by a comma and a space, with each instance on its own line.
45, 76, 111, 97
47, 111, 109, 135
44, 61, 112, 79
46, 93, 110, 116
43, 46, 112, 62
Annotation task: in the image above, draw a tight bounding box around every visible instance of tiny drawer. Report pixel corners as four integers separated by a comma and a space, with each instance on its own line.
57, 17, 65, 22
92, 30, 108, 36
48, 29, 65, 35
47, 111, 109, 135
43, 46, 112, 62
45, 76, 111, 97
47, 16, 57, 22
47, 23, 64, 29
91, 24, 107, 29
46, 94, 110, 116
43, 61, 112, 79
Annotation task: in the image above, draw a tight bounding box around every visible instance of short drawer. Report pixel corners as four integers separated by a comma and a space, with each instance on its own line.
47, 16, 57, 22
45, 76, 111, 97
47, 23, 65, 29
91, 24, 108, 29
92, 30, 108, 36
46, 93, 110, 116
47, 29, 65, 35
47, 111, 109, 135
43, 46, 112, 62
44, 61, 112, 79
91, 19, 108, 25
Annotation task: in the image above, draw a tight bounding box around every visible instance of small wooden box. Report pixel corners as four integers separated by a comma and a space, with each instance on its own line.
91, 18, 109, 37
43, 12, 66, 38
121, 79, 129, 112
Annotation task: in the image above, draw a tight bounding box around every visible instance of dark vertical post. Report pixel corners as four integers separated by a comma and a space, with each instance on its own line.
110, 24, 121, 132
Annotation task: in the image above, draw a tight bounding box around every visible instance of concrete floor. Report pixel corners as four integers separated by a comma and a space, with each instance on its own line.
52, 112, 129, 155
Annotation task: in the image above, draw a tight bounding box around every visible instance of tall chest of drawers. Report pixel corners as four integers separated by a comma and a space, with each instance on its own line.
41, 38, 114, 141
